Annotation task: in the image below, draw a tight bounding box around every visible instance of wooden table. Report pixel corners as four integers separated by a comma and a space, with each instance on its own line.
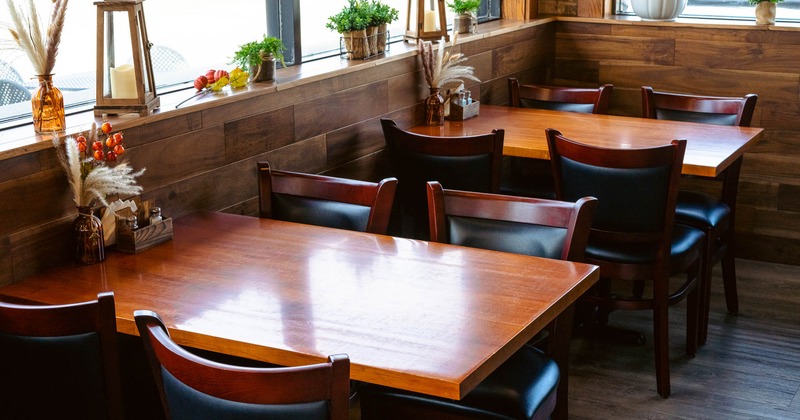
0, 211, 598, 405
410, 104, 764, 179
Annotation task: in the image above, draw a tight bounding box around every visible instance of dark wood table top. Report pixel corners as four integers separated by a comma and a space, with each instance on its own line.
410, 105, 764, 178
0, 211, 599, 400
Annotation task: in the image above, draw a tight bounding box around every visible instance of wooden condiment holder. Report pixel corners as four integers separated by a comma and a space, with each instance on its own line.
116, 218, 173, 253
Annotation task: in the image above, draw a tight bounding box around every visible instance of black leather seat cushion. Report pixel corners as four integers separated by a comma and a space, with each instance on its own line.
675, 191, 730, 229
359, 345, 559, 420
586, 224, 705, 265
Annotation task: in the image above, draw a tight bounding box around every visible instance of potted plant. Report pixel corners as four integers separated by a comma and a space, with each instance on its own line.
231, 35, 286, 82
750, 0, 783, 25
326, 0, 371, 59
447, 0, 480, 34
370, 1, 399, 54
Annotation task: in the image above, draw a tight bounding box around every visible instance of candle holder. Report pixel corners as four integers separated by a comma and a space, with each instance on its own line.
405, 0, 449, 43
94, 0, 159, 117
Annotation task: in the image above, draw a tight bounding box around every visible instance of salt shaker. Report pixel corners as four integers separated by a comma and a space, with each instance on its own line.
149, 207, 162, 225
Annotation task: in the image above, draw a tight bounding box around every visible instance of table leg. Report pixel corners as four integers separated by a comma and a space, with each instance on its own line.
550, 303, 575, 420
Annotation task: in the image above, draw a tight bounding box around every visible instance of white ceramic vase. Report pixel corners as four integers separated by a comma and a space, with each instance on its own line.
631, 0, 688, 21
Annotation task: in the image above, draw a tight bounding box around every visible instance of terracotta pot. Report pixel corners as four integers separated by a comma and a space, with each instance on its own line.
631, 0, 687, 21
755, 1, 776, 25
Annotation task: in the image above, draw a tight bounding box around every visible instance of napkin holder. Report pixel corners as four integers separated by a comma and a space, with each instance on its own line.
116, 217, 173, 253
448, 100, 480, 121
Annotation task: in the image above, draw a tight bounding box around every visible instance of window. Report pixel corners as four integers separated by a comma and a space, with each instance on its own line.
616, 0, 800, 20
1, 0, 499, 127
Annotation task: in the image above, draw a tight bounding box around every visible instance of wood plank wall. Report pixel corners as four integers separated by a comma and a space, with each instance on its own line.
0, 23, 556, 286
552, 19, 800, 265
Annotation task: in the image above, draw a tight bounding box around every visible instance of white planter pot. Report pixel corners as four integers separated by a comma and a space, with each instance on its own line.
631, 0, 688, 21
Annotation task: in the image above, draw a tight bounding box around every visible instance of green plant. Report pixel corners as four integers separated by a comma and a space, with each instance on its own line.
446, 0, 481, 14
748, 0, 784, 4
370, 0, 399, 25
231, 35, 286, 70
326, 0, 371, 33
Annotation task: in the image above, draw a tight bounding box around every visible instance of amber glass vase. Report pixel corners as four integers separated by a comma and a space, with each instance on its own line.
73, 206, 105, 265
425, 87, 445, 126
31, 74, 66, 134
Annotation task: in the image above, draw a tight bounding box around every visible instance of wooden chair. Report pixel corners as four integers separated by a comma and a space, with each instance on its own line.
642, 86, 758, 344
134, 310, 350, 420
380, 118, 504, 240
0, 292, 124, 420
258, 161, 397, 235
503, 78, 613, 199
0, 79, 32, 106
547, 129, 703, 398
358, 182, 597, 420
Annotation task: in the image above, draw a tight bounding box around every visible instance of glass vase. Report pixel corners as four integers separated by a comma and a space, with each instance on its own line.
73, 206, 105, 265
31, 74, 66, 134
425, 87, 445, 126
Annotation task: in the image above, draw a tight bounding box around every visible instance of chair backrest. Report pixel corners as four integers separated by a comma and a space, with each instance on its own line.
258, 161, 397, 235
546, 129, 686, 261
0, 60, 25, 84
149, 45, 189, 72
0, 292, 124, 420
134, 310, 351, 420
381, 118, 504, 239
426, 181, 597, 262
0, 79, 32, 106
641, 86, 757, 127
508, 78, 613, 114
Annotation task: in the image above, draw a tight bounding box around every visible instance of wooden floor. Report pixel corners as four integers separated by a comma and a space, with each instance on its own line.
568, 258, 800, 419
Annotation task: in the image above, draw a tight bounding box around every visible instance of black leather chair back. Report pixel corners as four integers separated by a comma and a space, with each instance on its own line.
381, 119, 504, 240
519, 99, 596, 114
447, 216, 568, 259
0, 292, 123, 420
654, 109, 737, 126
272, 194, 372, 233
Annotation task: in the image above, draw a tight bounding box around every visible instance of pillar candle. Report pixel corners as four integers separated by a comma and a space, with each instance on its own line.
110, 64, 137, 99
423, 10, 437, 32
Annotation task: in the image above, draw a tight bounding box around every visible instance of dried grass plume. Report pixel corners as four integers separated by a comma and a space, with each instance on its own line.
6, 0, 69, 75
417, 32, 479, 88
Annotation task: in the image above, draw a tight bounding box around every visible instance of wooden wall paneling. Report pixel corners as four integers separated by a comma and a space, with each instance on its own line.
0, 236, 12, 286
748, 130, 800, 156
557, 21, 613, 35
117, 113, 204, 147
556, 33, 675, 65
325, 118, 387, 169
738, 231, 800, 264
388, 72, 426, 111
223, 106, 295, 162
778, 184, 800, 212
0, 169, 72, 238
323, 150, 389, 182
126, 125, 226, 191
577, 0, 604, 18
742, 153, 800, 183
493, 39, 554, 78
0, 150, 51, 184
538, 0, 578, 16
293, 81, 389, 140
502, 0, 529, 19
263, 135, 328, 174
737, 179, 780, 210
553, 59, 600, 84
675, 39, 800, 72
9, 217, 72, 285
141, 155, 265, 222
199, 88, 293, 128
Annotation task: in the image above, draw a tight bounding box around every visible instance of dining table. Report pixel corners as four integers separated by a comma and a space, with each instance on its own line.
410, 104, 764, 179
0, 211, 599, 418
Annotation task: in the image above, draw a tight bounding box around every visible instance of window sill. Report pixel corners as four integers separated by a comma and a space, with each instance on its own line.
0, 17, 557, 163
566, 13, 800, 30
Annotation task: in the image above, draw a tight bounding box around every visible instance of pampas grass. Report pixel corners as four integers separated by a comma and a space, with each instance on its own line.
53, 124, 145, 208
6, 0, 68, 75
417, 32, 479, 88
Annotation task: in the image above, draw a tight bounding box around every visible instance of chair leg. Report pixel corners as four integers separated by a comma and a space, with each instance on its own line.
699, 235, 714, 346
721, 250, 739, 314
686, 263, 701, 357
653, 276, 670, 398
